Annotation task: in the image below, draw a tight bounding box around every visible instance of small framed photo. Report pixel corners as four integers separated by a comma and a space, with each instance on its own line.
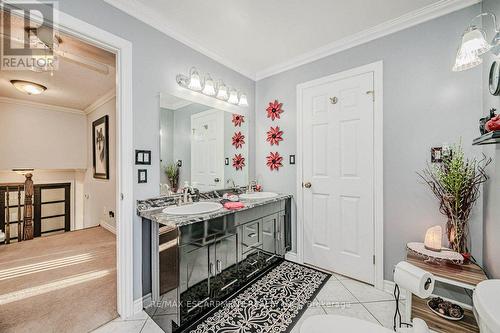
138, 169, 148, 183
93, 115, 109, 179
136, 150, 151, 165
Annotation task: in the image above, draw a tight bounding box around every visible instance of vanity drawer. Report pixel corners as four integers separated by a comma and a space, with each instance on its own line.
242, 219, 262, 254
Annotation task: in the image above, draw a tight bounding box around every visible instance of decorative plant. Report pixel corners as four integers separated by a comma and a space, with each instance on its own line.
418, 144, 491, 254
165, 163, 180, 192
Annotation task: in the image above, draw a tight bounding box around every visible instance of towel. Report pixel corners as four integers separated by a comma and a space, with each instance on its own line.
223, 201, 245, 210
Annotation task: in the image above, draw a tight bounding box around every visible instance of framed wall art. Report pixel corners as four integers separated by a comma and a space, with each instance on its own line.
92, 115, 109, 179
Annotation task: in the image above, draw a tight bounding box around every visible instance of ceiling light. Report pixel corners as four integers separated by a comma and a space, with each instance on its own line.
216, 82, 229, 101
202, 74, 216, 96
10, 80, 47, 95
228, 89, 239, 104
238, 93, 248, 106
188, 67, 202, 91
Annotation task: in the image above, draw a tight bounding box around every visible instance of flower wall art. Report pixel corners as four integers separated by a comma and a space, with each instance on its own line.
266, 126, 283, 146
233, 154, 246, 170
232, 131, 245, 149
266, 100, 284, 121
265, 100, 286, 171
266, 152, 283, 171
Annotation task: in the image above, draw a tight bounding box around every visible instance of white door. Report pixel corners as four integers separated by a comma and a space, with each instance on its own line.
191, 109, 224, 191
301, 72, 375, 284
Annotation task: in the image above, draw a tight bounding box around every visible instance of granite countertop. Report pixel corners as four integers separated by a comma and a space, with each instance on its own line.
137, 193, 292, 228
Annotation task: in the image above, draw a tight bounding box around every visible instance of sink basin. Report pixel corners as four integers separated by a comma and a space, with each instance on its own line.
239, 192, 278, 200
163, 202, 223, 216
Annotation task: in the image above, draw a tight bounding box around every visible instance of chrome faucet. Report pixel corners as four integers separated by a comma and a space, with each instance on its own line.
247, 180, 257, 193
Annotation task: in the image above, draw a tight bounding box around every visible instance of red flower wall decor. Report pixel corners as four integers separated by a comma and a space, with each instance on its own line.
232, 114, 245, 127
266, 100, 284, 121
266, 126, 284, 146
233, 154, 245, 170
232, 131, 245, 149
266, 152, 283, 171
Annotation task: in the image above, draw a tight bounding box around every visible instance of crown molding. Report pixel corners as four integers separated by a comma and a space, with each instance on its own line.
255, 0, 480, 80
84, 89, 116, 114
0, 96, 85, 115
103, 0, 256, 80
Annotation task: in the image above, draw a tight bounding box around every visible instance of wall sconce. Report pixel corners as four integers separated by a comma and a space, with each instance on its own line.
176, 67, 248, 107
424, 225, 442, 252
453, 12, 500, 72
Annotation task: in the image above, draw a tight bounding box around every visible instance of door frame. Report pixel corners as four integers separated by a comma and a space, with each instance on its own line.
40, 7, 136, 317
295, 61, 384, 290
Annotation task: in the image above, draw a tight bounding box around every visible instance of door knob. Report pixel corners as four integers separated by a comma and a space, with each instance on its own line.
330, 97, 338, 104
214, 178, 220, 183
303, 182, 312, 188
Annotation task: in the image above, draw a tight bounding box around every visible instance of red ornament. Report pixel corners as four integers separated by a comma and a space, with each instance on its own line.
232, 131, 245, 149
266, 152, 283, 171
232, 114, 245, 127
233, 154, 245, 170
266, 126, 284, 146
266, 100, 283, 121
486, 115, 500, 132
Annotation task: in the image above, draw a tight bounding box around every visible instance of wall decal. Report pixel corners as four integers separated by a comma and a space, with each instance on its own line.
232, 131, 245, 149
232, 114, 245, 127
266, 152, 283, 171
266, 100, 284, 121
266, 126, 284, 146
232, 154, 246, 170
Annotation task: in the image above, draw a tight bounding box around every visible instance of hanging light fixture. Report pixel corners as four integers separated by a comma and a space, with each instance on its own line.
202, 74, 216, 96
453, 13, 500, 72
228, 89, 239, 104
187, 67, 202, 91
10, 80, 47, 95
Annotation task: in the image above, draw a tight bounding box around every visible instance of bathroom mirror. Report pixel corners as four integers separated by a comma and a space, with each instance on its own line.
159, 93, 249, 194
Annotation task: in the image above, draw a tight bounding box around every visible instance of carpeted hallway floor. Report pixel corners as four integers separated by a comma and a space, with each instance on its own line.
0, 227, 118, 333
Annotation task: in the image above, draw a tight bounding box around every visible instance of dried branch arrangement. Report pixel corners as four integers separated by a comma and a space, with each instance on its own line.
418, 144, 491, 254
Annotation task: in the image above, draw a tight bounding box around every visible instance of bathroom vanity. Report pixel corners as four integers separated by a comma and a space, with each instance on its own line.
138, 192, 292, 332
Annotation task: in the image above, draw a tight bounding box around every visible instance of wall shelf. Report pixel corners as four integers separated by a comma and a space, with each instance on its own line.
472, 131, 500, 145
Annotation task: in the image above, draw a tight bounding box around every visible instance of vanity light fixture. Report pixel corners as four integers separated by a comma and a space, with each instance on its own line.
228, 89, 239, 104
10, 80, 47, 95
453, 12, 500, 72
176, 67, 248, 106
202, 74, 216, 96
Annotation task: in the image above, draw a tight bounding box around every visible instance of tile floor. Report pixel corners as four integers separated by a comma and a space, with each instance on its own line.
92, 272, 405, 333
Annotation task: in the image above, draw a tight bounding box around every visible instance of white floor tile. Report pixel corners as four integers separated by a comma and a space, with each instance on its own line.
322, 303, 380, 325
290, 306, 326, 333
363, 300, 406, 329
114, 311, 149, 321
140, 318, 165, 333
315, 278, 358, 304
340, 279, 394, 302
92, 319, 146, 333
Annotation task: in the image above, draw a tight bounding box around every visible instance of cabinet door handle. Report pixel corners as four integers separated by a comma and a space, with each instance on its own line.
248, 233, 257, 238
209, 262, 215, 276
216, 260, 222, 274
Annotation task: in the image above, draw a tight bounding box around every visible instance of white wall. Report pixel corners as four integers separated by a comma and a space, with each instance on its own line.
84, 96, 117, 231
0, 100, 87, 170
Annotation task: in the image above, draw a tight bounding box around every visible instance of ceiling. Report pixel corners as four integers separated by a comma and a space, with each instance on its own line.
0, 11, 116, 111
104, 0, 478, 79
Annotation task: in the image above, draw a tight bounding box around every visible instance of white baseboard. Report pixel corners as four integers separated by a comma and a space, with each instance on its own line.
285, 252, 299, 263
133, 297, 143, 315
100, 220, 116, 234
142, 293, 152, 309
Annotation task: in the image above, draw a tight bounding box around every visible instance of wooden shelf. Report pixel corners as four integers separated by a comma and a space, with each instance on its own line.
412, 296, 479, 333
472, 131, 500, 145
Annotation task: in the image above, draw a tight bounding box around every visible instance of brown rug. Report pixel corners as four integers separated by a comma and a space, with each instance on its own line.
0, 227, 118, 333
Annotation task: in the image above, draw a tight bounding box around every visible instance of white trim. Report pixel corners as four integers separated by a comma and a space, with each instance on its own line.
0, 96, 84, 115
142, 293, 152, 310
284, 252, 299, 263
100, 219, 117, 234
296, 61, 384, 290
255, 0, 479, 80
40, 6, 136, 319
103, 0, 255, 80
133, 297, 143, 315
84, 89, 117, 115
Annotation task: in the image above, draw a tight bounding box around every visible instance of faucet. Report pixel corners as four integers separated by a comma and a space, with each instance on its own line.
227, 178, 237, 191
247, 180, 257, 193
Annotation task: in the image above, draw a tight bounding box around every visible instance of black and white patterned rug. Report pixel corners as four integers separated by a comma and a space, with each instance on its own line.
189, 260, 330, 333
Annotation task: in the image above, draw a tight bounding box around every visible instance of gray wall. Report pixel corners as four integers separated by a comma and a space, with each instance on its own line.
57, 0, 255, 300
255, 5, 483, 280
482, 0, 500, 279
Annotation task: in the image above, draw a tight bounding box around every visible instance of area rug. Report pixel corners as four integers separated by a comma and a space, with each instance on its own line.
189, 260, 330, 333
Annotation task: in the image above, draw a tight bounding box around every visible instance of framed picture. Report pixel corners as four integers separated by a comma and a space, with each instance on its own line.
135, 150, 151, 165
92, 115, 109, 179
138, 169, 148, 183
